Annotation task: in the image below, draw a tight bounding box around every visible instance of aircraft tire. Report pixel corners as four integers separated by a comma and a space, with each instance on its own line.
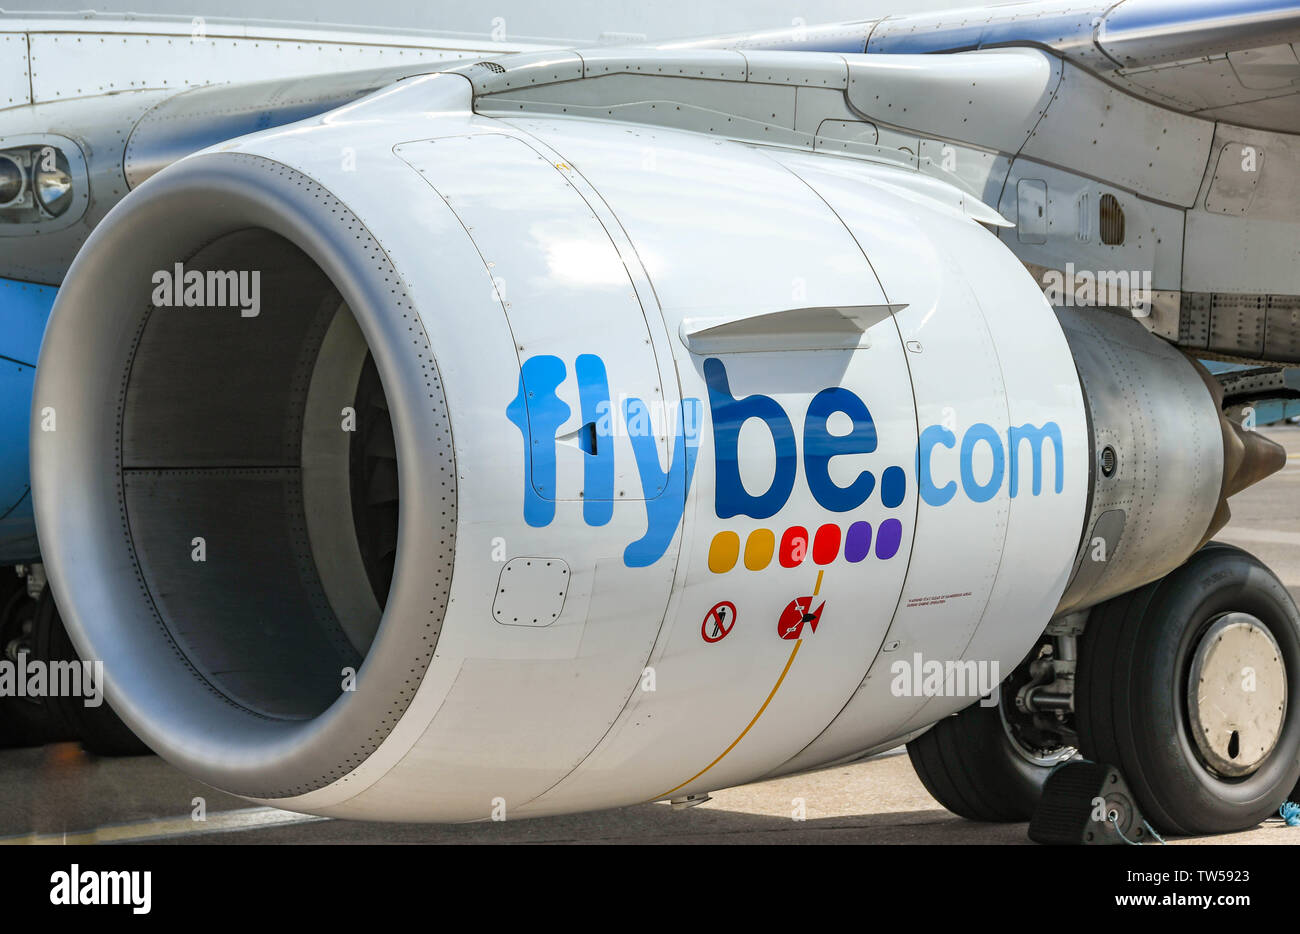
907, 692, 1059, 822
31, 588, 151, 758
1076, 543, 1300, 835
0, 579, 65, 748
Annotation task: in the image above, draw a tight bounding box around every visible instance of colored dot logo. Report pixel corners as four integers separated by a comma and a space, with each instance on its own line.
708, 518, 904, 573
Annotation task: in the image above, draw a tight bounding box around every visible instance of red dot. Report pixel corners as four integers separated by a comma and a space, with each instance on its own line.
813, 523, 841, 565
779, 526, 809, 568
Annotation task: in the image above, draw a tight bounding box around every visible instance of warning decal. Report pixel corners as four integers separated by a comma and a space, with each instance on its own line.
777, 597, 824, 641
701, 601, 737, 643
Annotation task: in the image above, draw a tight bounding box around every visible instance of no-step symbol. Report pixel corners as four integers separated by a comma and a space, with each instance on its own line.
777, 597, 824, 640
702, 601, 737, 643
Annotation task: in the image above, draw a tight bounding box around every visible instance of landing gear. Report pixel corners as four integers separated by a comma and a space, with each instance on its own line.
31, 586, 150, 757
0, 566, 148, 756
907, 640, 1076, 822
1076, 543, 1300, 835
0, 569, 58, 748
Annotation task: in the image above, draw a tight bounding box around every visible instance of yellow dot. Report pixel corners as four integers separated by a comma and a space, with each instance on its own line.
708, 531, 740, 573
744, 528, 776, 571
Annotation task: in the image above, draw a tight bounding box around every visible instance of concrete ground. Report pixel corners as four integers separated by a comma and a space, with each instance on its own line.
3, 426, 1300, 845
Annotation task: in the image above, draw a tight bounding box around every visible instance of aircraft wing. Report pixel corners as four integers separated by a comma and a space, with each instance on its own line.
683, 1, 1300, 135
864, 0, 1300, 135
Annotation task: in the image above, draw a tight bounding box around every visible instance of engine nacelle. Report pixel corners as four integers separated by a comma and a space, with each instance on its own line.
1054, 306, 1285, 615
30, 73, 1275, 820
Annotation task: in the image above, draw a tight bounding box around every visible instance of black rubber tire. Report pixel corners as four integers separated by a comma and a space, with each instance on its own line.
907, 694, 1057, 822
31, 588, 151, 757
0, 580, 67, 748
1076, 542, 1300, 836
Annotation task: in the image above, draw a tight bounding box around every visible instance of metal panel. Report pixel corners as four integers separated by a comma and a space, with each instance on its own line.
1228, 43, 1300, 89
1182, 123, 1300, 301
1205, 140, 1265, 215
0, 276, 53, 559
123, 64, 429, 187
1115, 55, 1296, 115
1090, 4, 1300, 133
1208, 293, 1269, 359
0, 359, 34, 546
0, 32, 30, 108
1000, 159, 1187, 294
1097, 0, 1300, 70
1264, 295, 1300, 363
396, 132, 667, 502
742, 50, 848, 88
767, 149, 1088, 769
480, 72, 800, 144
447, 51, 583, 94
1180, 291, 1213, 349
1023, 63, 1214, 207
492, 557, 571, 627
866, 1, 1111, 70
0, 277, 56, 366
845, 48, 1061, 156
674, 19, 876, 54
26, 31, 471, 103
580, 47, 746, 81
123, 467, 357, 719
1195, 123, 1300, 225
121, 233, 338, 469
1054, 306, 1225, 613
1017, 178, 1048, 244
918, 138, 1012, 208
1184, 215, 1300, 298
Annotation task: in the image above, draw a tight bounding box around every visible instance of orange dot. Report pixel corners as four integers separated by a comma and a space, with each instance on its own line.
708, 531, 740, 573
744, 528, 776, 571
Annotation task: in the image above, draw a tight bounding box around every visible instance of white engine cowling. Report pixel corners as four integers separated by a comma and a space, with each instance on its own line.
34, 73, 1123, 820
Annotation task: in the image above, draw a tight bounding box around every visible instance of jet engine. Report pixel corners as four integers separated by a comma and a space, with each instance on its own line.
30, 72, 1281, 820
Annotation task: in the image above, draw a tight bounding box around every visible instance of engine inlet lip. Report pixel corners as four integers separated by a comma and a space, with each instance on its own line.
30, 152, 456, 800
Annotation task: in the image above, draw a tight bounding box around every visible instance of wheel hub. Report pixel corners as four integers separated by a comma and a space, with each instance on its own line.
1187, 613, 1287, 777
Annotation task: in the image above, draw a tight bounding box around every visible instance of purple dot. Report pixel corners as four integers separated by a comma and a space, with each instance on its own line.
844, 521, 872, 562
875, 518, 903, 559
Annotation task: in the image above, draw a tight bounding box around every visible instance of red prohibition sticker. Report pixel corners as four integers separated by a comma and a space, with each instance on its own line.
777, 596, 824, 640
702, 601, 737, 643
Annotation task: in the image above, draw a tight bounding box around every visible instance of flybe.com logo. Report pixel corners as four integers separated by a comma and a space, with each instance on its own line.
508, 355, 1064, 569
